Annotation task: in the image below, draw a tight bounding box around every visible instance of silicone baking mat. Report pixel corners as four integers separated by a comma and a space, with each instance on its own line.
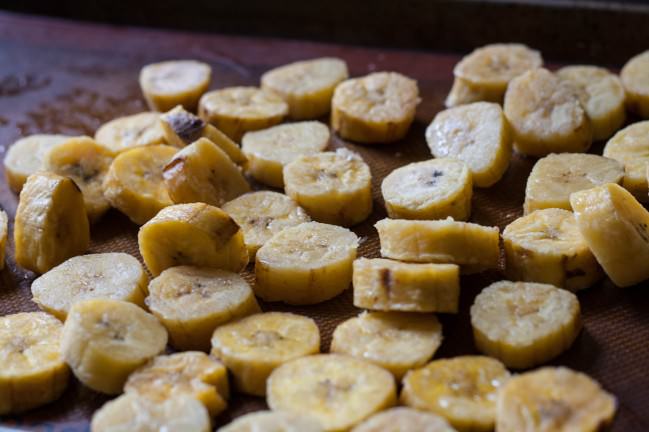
0, 12, 647, 431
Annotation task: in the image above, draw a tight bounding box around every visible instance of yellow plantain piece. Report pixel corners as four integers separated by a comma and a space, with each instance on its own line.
496, 367, 617, 432
31, 252, 148, 321
401, 356, 510, 432
261, 57, 349, 119
91, 393, 211, 432
61, 299, 167, 394
222, 191, 310, 259
524, 153, 624, 214
211, 312, 320, 396
145, 266, 260, 351
138, 203, 248, 276
504, 68, 592, 156
255, 221, 358, 305
218, 410, 323, 432
425, 102, 511, 187
381, 158, 473, 221
375, 218, 499, 273
162, 137, 250, 207
603, 121, 649, 201
557, 65, 626, 141
503, 209, 602, 291
620, 50, 649, 118
267, 354, 397, 432
199, 86, 288, 141
0, 312, 70, 415
241, 121, 329, 188
330, 311, 443, 380
445, 77, 503, 107
332, 71, 420, 143
125, 351, 229, 417
570, 182, 649, 287
3, 134, 70, 193
283, 148, 372, 226
44, 136, 114, 222
102, 144, 177, 225
470, 281, 581, 369
139, 60, 211, 112
14, 172, 90, 274
352, 258, 460, 313
94, 112, 167, 154
159, 105, 246, 164
352, 407, 456, 432
452, 43, 543, 105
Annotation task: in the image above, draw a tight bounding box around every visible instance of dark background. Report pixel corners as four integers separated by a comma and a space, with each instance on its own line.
3, 0, 649, 65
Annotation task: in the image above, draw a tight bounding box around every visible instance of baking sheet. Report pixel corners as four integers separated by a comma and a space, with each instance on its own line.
0, 12, 648, 431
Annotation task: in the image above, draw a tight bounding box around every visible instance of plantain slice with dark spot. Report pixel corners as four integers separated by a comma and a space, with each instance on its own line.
160, 105, 246, 164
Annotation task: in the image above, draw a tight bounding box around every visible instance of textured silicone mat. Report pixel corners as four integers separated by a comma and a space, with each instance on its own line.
1, 12, 648, 432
